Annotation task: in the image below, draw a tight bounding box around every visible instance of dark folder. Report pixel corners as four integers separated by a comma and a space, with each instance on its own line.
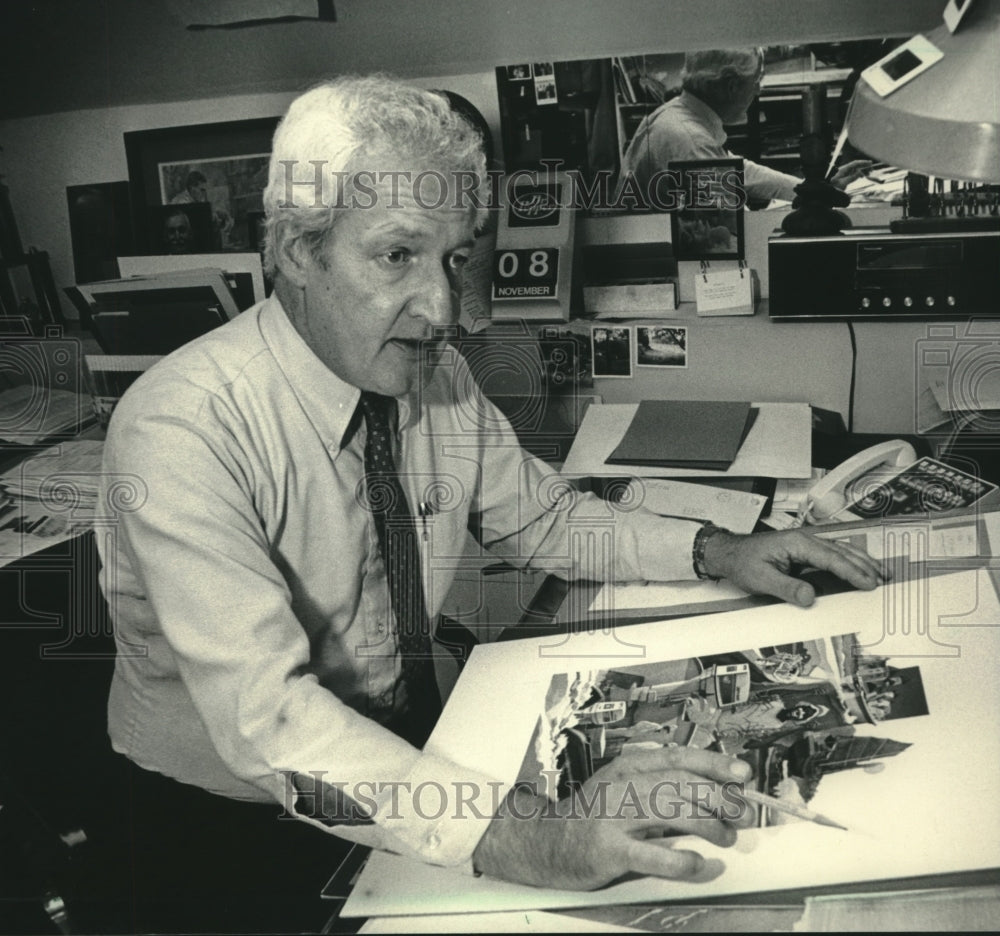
606, 400, 757, 471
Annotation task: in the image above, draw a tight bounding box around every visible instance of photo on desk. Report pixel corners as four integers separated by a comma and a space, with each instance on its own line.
342, 571, 1000, 919
636, 325, 687, 368
522, 634, 929, 829
591, 326, 633, 378
669, 158, 745, 261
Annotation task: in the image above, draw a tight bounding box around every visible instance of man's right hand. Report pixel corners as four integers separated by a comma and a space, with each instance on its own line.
472, 748, 756, 890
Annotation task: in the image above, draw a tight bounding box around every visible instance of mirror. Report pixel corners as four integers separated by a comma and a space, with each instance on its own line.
495, 39, 902, 214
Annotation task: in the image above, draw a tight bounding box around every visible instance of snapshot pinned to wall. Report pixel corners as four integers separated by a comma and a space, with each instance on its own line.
506, 64, 532, 81
534, 77, 558, 105
669, 159, 746, 261
591, 325, 632, 378
637, 325, 687, 368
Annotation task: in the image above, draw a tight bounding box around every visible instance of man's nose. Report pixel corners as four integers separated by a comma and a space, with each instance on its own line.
411, 263, 459, 326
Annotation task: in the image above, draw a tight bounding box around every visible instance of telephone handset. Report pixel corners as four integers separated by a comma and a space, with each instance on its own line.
802, 440, 917, 524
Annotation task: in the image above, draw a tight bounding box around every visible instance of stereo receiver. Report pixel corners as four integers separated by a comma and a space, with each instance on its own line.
768, 229, 999, 321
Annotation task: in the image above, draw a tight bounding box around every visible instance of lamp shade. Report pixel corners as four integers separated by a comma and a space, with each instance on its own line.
847, 0, 1000, 182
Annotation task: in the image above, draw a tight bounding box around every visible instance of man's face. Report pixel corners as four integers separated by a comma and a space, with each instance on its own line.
189, 180, 208, 202
722, 61, 763, 124
285, 175, 476, 397
165, 214, 193, 252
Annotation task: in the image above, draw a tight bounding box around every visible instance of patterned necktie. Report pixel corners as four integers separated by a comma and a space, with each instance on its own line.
359, 391, 442, 747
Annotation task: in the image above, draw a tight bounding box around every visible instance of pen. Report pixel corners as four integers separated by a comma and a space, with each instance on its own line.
738, 787, 848, 831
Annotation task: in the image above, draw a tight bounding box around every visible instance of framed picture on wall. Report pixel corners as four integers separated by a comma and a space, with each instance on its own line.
668, 158, 746, 261
124, 116, 280, 255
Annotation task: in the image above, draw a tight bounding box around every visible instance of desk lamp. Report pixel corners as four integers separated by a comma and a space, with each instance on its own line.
846, 0, 1000, 231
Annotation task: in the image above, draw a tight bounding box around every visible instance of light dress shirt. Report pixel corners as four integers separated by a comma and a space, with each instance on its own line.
98, 294, 702, 868
620, 91, 801, 205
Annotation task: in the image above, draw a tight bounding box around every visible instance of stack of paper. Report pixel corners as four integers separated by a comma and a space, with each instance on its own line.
0, 440, 104, 564
606, 400, 757, 471
0, 386, 93, 445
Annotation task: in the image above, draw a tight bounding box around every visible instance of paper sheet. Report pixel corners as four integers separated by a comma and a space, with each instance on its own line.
0, 439, 104, 567
359, 909, 637, 933
623, 477, 767, 533
343, 570, 1000, 919
826, 522, 980, 563
459, 228, 498, 334
589, 578, 749, 613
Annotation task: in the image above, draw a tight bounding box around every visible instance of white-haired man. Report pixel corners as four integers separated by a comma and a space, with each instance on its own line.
97, 74, 882, 933
620, 48, 870, 206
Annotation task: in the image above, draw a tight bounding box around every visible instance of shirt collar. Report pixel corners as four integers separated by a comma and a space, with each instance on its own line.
258, 294, 418, 452
678, 91, 727, 146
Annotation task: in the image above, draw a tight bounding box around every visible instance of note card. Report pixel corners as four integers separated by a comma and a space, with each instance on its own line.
695, 267, 756, 317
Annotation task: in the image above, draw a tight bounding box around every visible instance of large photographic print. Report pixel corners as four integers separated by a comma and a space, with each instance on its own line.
343, 571, 1000, 918
524, 633, 928, 828
157, 153, 270, 252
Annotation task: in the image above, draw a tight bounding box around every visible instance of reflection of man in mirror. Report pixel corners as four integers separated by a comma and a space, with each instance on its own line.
619, 48, 870, 207
162, 207, 194, 253
170, 170, 209, 205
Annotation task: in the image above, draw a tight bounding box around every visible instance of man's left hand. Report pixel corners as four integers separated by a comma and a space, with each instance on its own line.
830, 159, 875, 190
702, 527, 884, 607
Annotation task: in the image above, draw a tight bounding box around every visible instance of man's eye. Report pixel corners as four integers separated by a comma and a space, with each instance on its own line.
448, 253, 470, 271
381, 248, 411, 265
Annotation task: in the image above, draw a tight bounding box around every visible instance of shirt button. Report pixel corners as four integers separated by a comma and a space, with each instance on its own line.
376, 621, 386, 633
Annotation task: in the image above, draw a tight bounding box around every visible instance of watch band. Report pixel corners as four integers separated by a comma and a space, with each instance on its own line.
692, 521, 727, 581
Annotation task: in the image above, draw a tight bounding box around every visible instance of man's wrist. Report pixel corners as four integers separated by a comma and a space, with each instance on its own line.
693, 522, 729, 580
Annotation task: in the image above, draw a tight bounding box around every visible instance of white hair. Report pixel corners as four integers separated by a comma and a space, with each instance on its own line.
682, 48, 763, 100
262, 74, 489, 278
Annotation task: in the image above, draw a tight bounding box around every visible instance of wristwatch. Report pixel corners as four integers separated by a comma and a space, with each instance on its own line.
692, 521, 727, 581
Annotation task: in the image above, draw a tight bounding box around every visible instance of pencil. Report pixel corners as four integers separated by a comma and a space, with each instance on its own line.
738, 788, 848, 831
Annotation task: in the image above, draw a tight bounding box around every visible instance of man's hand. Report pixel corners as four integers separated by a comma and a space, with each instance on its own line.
703, 527, 884, 607
830, 159, 874, 190
473, 749, 756, 890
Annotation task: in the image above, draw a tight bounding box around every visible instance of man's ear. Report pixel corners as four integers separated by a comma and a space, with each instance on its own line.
273, 223, 313, 289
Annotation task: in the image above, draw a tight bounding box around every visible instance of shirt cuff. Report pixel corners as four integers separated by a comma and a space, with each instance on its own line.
287, 751, 504, 868
629, 510, 703, 583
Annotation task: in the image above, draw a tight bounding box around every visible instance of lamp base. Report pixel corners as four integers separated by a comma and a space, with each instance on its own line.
780, 180, 854, 237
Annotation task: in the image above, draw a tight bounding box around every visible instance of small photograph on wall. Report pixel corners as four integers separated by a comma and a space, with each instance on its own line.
506, 64, 532, 81
591, 326, 632, 379
158, 153, 270, 252
534, 78, 558, 105
637, 325, 687, 368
